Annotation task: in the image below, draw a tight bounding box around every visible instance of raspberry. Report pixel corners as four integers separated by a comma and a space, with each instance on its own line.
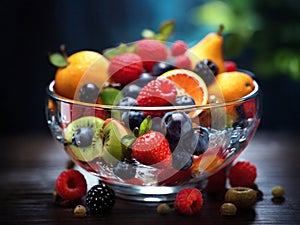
171, 40, 188, 56
108, 53, 144, 86
228, 161, 257, 187
136, 39, 168, 72
174, 55, 191, 70
205, 168, 227, 194
136, 78, 177, 107
132, 130, 172, 168
225, 61, 237, 72
86, 183, 115, 214
174, 188, 203, 215
55, 169, 87, 201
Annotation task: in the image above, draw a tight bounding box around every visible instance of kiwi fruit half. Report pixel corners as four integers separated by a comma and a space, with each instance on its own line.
65, 116, 104, 162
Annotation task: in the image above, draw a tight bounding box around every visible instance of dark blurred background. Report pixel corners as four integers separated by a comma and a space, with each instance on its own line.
1, 0, 300, 136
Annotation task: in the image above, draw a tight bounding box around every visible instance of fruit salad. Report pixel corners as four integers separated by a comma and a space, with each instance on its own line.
47, 21, 261, 190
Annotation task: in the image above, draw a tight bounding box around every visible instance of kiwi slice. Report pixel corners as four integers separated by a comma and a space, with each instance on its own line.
102, 119, 130, 164
65, 116, 104, 162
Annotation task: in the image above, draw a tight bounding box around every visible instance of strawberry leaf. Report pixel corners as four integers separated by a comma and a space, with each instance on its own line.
158, 19, 175, 40
49, 52, 68, 67
141, 29, 156, 39
139, 116, 152, 136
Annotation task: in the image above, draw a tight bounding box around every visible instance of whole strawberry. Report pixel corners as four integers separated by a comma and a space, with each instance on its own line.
108, 52, 143, 86
132, 130, 172, 168
136, 39, 168, 72
228, 161, 257, 187
136, 78, 177, 107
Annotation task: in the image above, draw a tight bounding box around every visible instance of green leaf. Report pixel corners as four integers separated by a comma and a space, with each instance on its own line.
158, 19, 175, 38
139, 116, 152, 136
103, 48, 119, 60
49, 52, 68, 67
121, 134, 136, 159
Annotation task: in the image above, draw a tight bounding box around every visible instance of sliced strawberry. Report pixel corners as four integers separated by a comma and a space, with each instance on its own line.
132, 130, 172, 168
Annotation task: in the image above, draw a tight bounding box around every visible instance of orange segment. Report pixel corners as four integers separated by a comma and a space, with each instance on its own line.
158, 69, 208, 106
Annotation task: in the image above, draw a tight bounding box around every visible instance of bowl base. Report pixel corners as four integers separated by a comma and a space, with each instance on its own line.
103, 180, 208, 202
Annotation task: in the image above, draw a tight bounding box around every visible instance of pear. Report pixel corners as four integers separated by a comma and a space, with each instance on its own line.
187, 24, 225, 74
102, 118, 130, 164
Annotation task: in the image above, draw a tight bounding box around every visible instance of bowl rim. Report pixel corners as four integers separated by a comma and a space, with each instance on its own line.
46, 79, 260, 111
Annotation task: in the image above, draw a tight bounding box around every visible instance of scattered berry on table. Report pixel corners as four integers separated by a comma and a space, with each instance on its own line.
228, 161, 257, 187
174, 95, 195, 106
219, 203, 237, 216
136, 78, 177, 107
108, 52, 144, 86
271, 186, 285, 198
152, 61, 175, 76
224, 187, 257, 209
113, 160, 137, 180
174, 188, 203, 215
78, 83, 99, 103
86, 183, 115, 214
55, 169, 87, 201
132, 130, 172, 167
136, 39, 168, 72
171, 40, 188, 56
73, 205, 87, 217
157, 203, 171, 215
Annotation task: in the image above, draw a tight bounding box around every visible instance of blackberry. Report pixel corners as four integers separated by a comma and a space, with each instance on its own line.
86, 183, 115, 214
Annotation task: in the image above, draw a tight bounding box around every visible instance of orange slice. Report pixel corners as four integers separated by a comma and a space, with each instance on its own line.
158, 69, 208, 106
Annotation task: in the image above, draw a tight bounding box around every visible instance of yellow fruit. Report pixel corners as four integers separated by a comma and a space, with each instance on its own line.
209, 71, 255, 102
186, 25, 225, 74
54, 51, 109, 99
158, 69, 208, 106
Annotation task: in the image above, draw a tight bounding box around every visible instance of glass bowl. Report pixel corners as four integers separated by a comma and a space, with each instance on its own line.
46, 73, 261, 202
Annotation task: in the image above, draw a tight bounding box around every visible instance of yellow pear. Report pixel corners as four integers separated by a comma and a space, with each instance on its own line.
187, 24, 225, 74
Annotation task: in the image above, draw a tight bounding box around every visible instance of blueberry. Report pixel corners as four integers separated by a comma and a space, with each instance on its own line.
175, 95, 196, 106
162, 112, 193, 141
122, 111, 146, 130
78, 83, 99, 103
194, 59, 218, 85
152, 62, 175, 76
117, 97, 137, 107
121, 84, 141, 98
113, 160, 137, 180
172, 150, 193, 170
137, 72, 155, 86
72, 127, 94, 147
181, 126, 209, 155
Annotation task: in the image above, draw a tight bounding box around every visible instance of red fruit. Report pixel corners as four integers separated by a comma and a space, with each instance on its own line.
55, 169, 87, 200
157, 168, 190, 186
83, 107, 110, 120
108, 53, 143, 86
205, 168, 227, 194
132, 130, 172, 168
242, 98, 257, 118
225, 61, 237, 72
228, 161, 257, 187
136, 78, 177, 106
174, 188, 203, 215
174, 54, 191, 69
171, 40, 188, 56
136, 39, 168, 72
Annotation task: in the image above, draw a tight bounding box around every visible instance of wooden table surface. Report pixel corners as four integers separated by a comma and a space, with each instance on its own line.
0, 131, 299, 225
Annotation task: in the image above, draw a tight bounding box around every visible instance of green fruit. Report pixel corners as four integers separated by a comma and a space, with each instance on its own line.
65, 116, 104, 162
102, 119, 130, 164
100, 87, 123, 105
